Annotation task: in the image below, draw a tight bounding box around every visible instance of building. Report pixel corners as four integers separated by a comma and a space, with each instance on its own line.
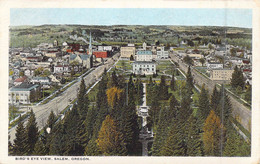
156, 47, 169, 59
135, 50, 155, 61
54, 65, 69, 74
69, 54, 92, 69
132, 61, 156, 75
210, 68, 234, 81
98, 46, 112, 51
207, 62, 224, 70
93, 51, 108, 58
143, 42, 147, 50
9, 83, 40, 104
14, 76, 28, 86
187, 54, 203, 59
120, 46, 136, 59
31, 77, 51, 88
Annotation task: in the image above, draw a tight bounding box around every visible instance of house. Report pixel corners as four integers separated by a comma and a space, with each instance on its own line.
31, 77, 51, 88
120, 46, 136, 59
187, 54, 203, 59
24, 69, 34, 77
98, 46, 112, 51
156, 47, 169, 59
14, 76, 28, 86
210, 68, 234, 81
9, 83, 40, 104
93, 51, 108, 58
207, 62, 224, 70
54, 65, 69, 74
135, 50, 155, 62
132, 61, 156, 75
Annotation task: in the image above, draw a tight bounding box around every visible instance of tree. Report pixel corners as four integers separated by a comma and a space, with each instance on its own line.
168, 95, 179, 120
186, 115, 203, 156
208, 43, 214, 50
203, 110, 224, 156
198, 84, 210, 120
130, 55, 134, 61
13, 117, 26, 155
47, 111, 56, 129
96, 115, 127, 155
170, 72, 176, 91
159, 75, 169, 100
186, 66, 193, 94
183, 55, 193, 66
33, 138, 47, 155
231, 66, 245, 89
244, 85, 251, 103
25, 110, 39, 155
49, 123, 66, 155
199, 58, 205, 66
210, 85, 220, 113
106, 87, 123, 109
84, 136, 101, 156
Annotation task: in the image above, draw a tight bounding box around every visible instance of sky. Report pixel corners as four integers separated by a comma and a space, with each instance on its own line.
10, 8, 252, 28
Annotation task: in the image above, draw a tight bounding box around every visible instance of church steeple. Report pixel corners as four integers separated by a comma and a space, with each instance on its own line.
89, 32, 92, 55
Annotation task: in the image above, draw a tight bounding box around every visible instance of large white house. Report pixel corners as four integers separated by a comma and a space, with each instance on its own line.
135, 50, 155, 62
132, 61, 156, 75
9, 83, 40, 104
156, 47, 169, 59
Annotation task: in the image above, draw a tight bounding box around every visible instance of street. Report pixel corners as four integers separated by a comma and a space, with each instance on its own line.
9, 53, 120, 143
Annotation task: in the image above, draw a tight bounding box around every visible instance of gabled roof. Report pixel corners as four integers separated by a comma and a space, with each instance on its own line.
14, 76, 27, 82
69, 54, 78, 60
79, 54, 90, 60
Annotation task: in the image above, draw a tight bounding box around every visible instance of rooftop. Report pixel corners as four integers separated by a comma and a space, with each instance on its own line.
10, 83, 39, 92
136, 51, 152, 55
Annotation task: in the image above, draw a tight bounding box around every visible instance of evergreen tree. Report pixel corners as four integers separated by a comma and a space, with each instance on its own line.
77, 78, 87, 117
210, 85, 220, 113
63, 105, 84, 156
13, 117, 26, 155
49, 123, 66, 155
159, 119, 186, 156
84, 136, 101, 156
8, 135, 14, 155
170, 72, 176, 91
217, 85, 232, 129
47, 110, 56, 129
186, 66, 193, 93
168, 95, 179, 120
198, 84, 210, 120
231, 66, 245, 89
244, 85, 252, 103
96, 115, 127, 156
33, 137, 47, 155
186, 115, 203, 156
83, 105, 97, 145
111, 70, 119, 88
152, 107, 170, 155
148, 84, 160, 127
25, 110, 39, 155
159, 75, 169, 100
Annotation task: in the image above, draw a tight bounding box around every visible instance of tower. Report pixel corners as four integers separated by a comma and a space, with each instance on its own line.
89, 32, 92, 55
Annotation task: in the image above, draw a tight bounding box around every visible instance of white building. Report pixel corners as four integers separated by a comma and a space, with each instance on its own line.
143, 42, 147, 50
210, 68, 234, 81
207, 62, 224, 70
54, 65, 69, 74
135, 51, 155, 62
156, 47, 169, 59
98, 46, 112, 51
9, 83, 40, 104
132, 61, 156, 75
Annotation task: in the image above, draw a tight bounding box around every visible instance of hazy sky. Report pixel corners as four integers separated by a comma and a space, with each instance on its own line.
10, 8, 252, 28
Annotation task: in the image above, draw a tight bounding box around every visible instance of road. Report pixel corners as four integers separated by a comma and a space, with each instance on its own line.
170, 52, 251, 133
9, 53, 120, 143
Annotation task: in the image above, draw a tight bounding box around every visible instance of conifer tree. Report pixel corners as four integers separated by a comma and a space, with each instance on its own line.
96, 115, 127, 156
186, 66, 193, 93
25, 110, 39, 155
33, 137, 47, 155
186, 115, 203, 156
198, 84, 210, 120
159, 75, 169, 100
170, 72, 176, 91
169, 95, 179, 120
77, 79, 88, 118
84, 136, 101, 156
159, 119, 186, 156
83, 105, 97, 145
148, 84, 160, 126
8, 135, 14, 155
210, 85, 220, 113
13, 117, 26, 155
47, 110, 56, 129
231, 66, 245, 89
49, 123, 66, 155
244, 85, 252, 103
